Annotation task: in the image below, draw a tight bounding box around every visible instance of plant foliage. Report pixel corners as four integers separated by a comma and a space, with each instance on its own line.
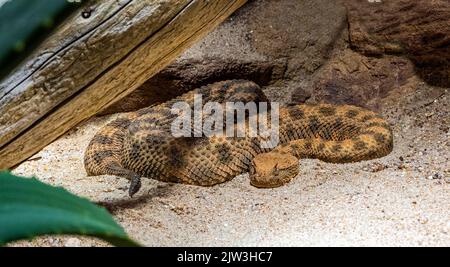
0, 171, 139, 247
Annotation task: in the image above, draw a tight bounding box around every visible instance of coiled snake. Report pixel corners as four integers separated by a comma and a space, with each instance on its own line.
84, 80, 393, 196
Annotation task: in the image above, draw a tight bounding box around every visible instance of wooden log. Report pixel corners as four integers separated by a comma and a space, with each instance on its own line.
0, 0, 247, 169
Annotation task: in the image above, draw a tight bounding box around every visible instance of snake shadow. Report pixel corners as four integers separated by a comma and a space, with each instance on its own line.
95, 183, 175, 214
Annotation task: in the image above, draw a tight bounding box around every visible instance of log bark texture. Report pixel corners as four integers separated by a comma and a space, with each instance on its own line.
0, 0, 247, 169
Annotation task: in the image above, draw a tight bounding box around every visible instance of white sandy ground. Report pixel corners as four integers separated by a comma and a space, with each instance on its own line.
9, 79, 450, 247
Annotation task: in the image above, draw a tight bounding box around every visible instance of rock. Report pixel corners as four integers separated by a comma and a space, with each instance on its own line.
364, 162, 388, 173
290, 86, 312, 105
312, 49, 415, 109
397, 163, 406, 170
245, 0, 347, 78
344, 0, 450, 87
432, 173, 444, 180
100, 59, 281, 115
101, 0, 348, 114
101, 0, 449, 115
418, 216, 429, 225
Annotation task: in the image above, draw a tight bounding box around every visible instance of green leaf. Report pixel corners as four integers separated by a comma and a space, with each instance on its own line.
0, 0, 83, 80
0, 171, 140, 247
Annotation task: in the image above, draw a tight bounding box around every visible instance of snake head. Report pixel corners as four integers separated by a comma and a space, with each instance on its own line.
249, 152, 299, 188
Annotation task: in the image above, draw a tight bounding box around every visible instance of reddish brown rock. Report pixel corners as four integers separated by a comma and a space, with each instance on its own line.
100, 59, 281, 115
312, 49, 416, 110
102, 0, 449, 116
344, 0, 450, 87
101, 0, 348, 114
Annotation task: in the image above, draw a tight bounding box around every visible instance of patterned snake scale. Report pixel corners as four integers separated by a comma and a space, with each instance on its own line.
84, 80, 393, 196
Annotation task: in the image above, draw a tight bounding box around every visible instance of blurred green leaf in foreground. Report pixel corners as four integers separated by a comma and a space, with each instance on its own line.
0, 0, 83, 80
0, 171, 140, 247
